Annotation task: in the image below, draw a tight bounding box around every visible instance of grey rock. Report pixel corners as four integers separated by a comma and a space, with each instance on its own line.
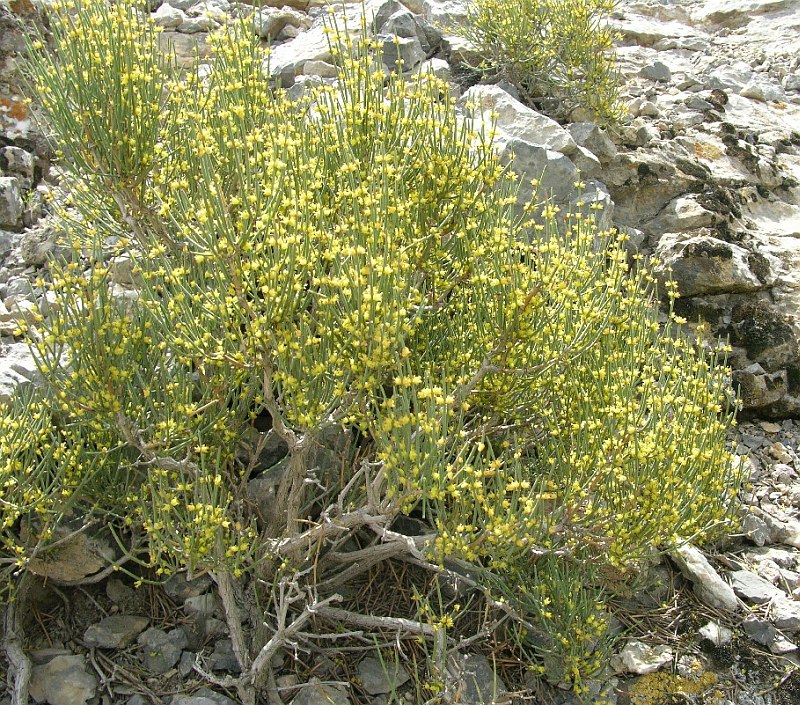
358, 656, 410, 695
153, 3, 184, 27
83, 615, 150, 649
746, 547, 800, 570
743, 614, 777, 647
267, 0, 403, 80
671, 544, 739, 612
654, 235, 767, 297
640, 61, 672, 83
646, 196, 715, 236
567, 122, 617, 163
29, 655, 97, 705
570, 179, 614, 232
137, 627, 188, 674
18, 225, 56, 266
771, 598, 800, 630
740, 80, 785, 103
210, 638, 241, 672
571, 145, 602, 179
422, 0, 469, 31
0, 146, 35, 184
447, 653, 506, 705
290, 678, 350, 705
0, 342, 39, 403
164, 571, 213, 601
707, 62, 754, 92
184, 593, 216, 619
106, 577, 134, 604
699, 621, 733, 646
379, 34, 426, 72
252, 6, 310, 39
458, 85, 576, 154
302, 60, 338, 78
501, 139, 578, 206
742, 513, 772, 546
729, 569, 785, 603
0, 177, 23, 230
178, 14, 218, 33
610, 15, 703, 47
382, 8, 441, 54
171, 688, 237, 705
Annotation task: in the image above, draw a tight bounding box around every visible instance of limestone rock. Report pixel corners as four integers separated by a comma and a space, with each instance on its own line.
610, 640, 672, 675
728, 569, 785, 603
253, 6, 310, 39
0, 176, 23, 230
83, 615, 150, 649
645, 196, 716, 236
358, 656, 410, 695
446, 653, 507, 705
29, 655, 97, 705
137, 627, 188, 674
458, 85, 576, 154
500, 139, 578, 206
671, 544, 738, 612
290, 678, 350, 705
153, 3, 184, 27
654, 235, 768, 297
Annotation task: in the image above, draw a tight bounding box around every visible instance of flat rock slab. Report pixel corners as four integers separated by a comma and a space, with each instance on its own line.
83, 615, 150, 649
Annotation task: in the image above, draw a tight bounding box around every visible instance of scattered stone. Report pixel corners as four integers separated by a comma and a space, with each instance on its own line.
29, 655, 98, 705
0, 176, 23, 229
699, 621, 733, 646
729, 569, 785, 603
640, 61, 672, 83
671, 544, 739, 612
83, 615, 150, 649
290, 678, 350, 705
137, 627, 188, 674
742, 512, 772, 546
446, 653, 507, 705
153, 3, 184, 27
171, 688, 237, 705
500, 139, 579, 206
610, 640, 672, 675
770, 596, 800, 629
164, 571, 213, 602
209, 638, 240, 672
358, 656, 410, 695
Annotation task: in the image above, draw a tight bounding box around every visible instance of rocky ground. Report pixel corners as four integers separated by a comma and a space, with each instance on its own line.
2, 0, 800, 703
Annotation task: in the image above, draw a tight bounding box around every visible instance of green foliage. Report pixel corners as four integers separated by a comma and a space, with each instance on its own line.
459, 0, 623, 121
2, 0, 739, 693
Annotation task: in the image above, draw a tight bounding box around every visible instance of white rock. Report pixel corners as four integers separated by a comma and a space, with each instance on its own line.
646, 196, 715, 236
610, 640, 672, 675
740, 80, 786, 103
178, 14, 218, 33
152, 3, 185, 28
699, 621, 733, 646
671, 544, 739, 613
457, 85, 576, 154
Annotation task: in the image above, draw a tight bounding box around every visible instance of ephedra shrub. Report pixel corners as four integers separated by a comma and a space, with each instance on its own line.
459, 0, 623, 121
1, 0, 737, 698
